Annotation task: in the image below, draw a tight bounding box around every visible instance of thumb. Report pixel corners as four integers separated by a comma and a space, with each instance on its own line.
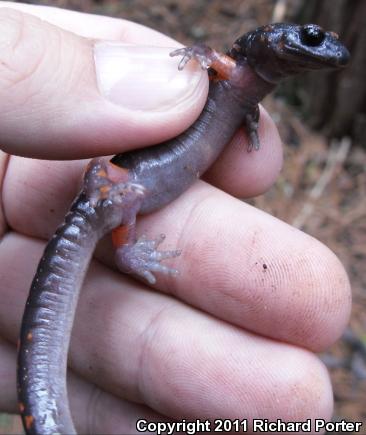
0, 8, 208, 159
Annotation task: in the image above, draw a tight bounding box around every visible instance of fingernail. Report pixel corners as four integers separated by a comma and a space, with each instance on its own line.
94, 42, 204, 110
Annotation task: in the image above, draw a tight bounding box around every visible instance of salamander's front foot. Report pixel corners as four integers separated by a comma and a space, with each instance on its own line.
245, 105, 261, 151
171, 43, 238, 83
170, 44, 214, 70
115, 234, 181, 285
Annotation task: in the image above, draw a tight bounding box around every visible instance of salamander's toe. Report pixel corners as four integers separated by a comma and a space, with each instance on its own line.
115, 234, 181, 284
170, 44, 213, 71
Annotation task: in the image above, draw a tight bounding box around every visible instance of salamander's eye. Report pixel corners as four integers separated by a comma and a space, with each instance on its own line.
300, 25, 325, 46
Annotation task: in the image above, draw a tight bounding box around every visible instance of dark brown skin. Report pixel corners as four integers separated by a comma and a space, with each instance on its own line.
17, 23, 349, 435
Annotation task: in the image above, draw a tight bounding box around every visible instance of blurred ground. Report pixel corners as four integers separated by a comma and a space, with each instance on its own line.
1, 0, 365, 433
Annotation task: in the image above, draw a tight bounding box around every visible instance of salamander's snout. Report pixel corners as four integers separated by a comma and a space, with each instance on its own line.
336, 47, 350, 66
334, 44, 350, 66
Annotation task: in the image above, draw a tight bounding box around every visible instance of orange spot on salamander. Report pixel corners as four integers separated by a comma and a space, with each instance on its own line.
278, 40, 285, 49
27, 332, 33, 341
210, 54, 237, 81
106, 161, 130, 184
18, 402, 25, 413
112, 225, 130, 247
97, 169, 107, 178
99, 185, 111, 195
25, 415, 34, 430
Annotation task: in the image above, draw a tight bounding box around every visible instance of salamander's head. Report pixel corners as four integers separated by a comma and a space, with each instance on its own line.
230, 23, 350, 83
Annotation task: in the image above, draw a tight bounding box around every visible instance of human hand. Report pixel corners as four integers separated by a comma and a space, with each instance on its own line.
0, 3, 351, 434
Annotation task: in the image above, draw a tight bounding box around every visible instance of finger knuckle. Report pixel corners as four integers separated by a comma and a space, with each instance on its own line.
0, 8, 48, 94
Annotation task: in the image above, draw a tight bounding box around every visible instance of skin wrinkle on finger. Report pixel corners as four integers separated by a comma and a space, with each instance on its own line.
0, 1, 178, 44
0, 8, 208, 159
135, 313, 333, 423
0, 233, 334, 423
0, 337, 17, 413
68, 369, 168, 435
0, 9, 65, 100
2, 157, 86, 237
0, 338, 166, 434
0, 10, 45, 91
0, 151, 10, 237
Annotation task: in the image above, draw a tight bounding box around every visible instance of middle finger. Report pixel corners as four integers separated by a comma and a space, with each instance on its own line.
2, 165, 350, 351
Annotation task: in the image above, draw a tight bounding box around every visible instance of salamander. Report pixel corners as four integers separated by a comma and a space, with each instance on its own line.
17, 23, 349, 434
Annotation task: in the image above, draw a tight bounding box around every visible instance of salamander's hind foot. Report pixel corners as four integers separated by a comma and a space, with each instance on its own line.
83, 158, 146, 232
115, 234, 181, 285
84, 158, 145, 207
170, 44, 214, 70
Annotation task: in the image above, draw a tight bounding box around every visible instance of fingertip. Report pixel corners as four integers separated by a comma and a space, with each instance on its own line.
273, 347, 334, 422
296, 241, 352, 351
